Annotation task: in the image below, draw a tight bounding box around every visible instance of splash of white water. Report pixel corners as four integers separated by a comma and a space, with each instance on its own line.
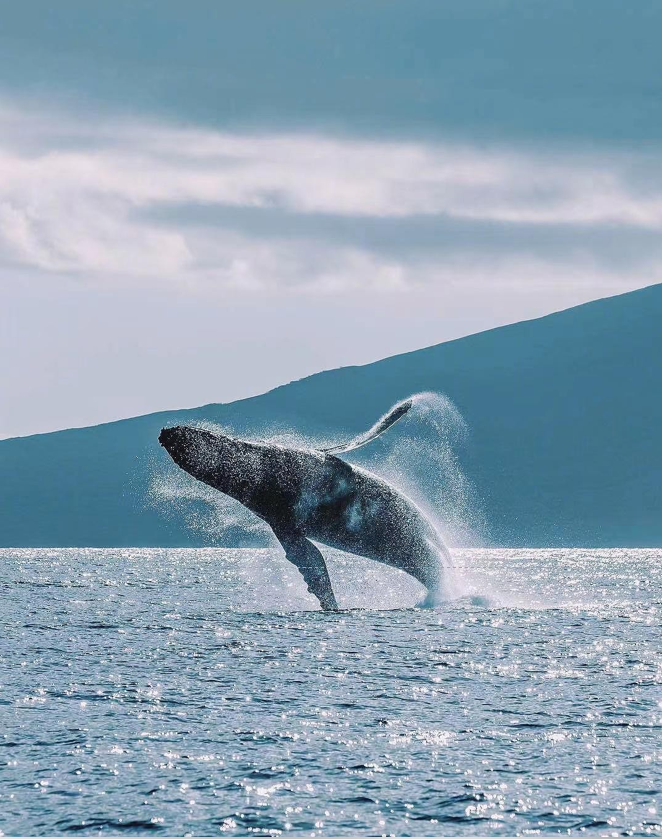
344, 392, 489, 602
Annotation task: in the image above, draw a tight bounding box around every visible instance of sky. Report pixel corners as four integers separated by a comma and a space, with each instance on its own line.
2, 0, 662, 439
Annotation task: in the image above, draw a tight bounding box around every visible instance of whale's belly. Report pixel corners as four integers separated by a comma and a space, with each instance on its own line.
305, 473, 439, 566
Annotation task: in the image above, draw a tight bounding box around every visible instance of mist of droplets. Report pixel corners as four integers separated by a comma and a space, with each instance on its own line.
348, 392, 487, 549
148, 423, 273, 544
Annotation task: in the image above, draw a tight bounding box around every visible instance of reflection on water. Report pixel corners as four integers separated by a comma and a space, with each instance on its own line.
0, 548, 660, 836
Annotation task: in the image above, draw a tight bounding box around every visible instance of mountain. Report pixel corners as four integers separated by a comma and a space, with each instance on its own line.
1, 284, 661, 548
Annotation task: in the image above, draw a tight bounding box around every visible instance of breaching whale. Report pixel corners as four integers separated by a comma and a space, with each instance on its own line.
158, 399, 450, 610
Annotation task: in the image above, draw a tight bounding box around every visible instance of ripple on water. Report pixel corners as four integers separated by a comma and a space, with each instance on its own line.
0, 547, 660, 836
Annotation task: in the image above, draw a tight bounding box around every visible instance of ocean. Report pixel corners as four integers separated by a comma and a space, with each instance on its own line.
0, 547, 659, 836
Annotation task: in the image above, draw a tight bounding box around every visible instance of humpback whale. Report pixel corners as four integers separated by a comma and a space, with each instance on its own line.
158, 399, 449, 610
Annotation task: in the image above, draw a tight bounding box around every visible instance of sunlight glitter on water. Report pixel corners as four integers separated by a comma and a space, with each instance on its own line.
0, 548, 660, 836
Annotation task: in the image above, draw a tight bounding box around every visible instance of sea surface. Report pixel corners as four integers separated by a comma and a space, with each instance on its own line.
0, 548, 660, 837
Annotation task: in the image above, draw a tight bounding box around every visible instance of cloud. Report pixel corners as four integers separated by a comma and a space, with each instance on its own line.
1, 98, 662, 293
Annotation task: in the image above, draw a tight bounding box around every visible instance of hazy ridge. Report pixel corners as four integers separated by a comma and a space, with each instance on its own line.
1, 283, 661, 547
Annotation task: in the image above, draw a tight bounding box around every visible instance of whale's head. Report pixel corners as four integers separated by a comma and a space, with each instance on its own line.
159, 425, 251, 500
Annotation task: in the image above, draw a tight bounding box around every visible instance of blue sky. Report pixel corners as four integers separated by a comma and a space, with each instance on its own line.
2, 1, 662, 437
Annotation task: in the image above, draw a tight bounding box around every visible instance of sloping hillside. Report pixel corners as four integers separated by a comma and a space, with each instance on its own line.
2, 284, 661, 547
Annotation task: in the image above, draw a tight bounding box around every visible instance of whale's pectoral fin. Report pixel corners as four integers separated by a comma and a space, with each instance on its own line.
275, 531, 338, 612
320, 397, 413, 455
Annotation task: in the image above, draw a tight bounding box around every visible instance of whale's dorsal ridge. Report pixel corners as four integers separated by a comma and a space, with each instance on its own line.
320, 397, 413, 455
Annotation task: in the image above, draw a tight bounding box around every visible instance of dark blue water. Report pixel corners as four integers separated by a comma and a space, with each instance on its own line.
0, 548, 660, 836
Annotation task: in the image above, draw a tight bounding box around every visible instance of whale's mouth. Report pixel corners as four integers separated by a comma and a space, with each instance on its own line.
159, 425, 233, 495
159, 426, 187, 458
159, 425, 220, 469
158, 427, 173, 448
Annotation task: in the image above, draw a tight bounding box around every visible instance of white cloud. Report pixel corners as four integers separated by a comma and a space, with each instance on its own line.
1, 98, 662, 293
